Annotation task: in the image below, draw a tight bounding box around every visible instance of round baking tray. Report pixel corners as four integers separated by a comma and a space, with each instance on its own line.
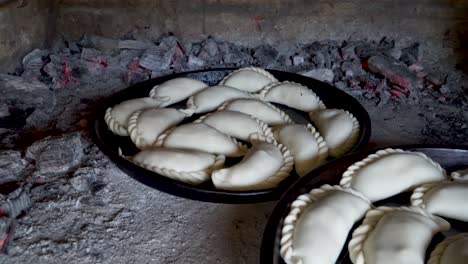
92, 68, 371, 203
260, 145, 468, 263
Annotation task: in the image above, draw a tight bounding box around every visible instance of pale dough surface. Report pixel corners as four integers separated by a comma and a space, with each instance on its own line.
221, 69, 276, 92
420, 182, 468, 221
128, 108, 186, 149
133, 148, 216, 172
261, 82, 324, 112
149, 77, 208, 107
309, 109, 357, 157
273, 124, 327, 176
291, 190, 370, 264
197, 110, 270, 141
185, 85, 252, 114
343, 152, 446, 202
212, 141, 283, 190
429, 234, 468, 264
157, 123, 245, 157
220, 98, 292, 125
362, 210, 448, 264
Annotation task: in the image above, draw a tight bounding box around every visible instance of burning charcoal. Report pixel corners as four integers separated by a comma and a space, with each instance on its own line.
334, 81, 347, 90
367, 55, 417, 91
79, 35, 118, 54
190, 43, 202, 56
0, 217, 12, 252
378, 37, 395, 50
203, 38, 219, 57
223, 46, 252, 65
386, 47, 402, 60
400, 43, 420, 65
311, 52, 325, 68
303, 41, 322, 53
0, 151, 28, 185
300, 68, 334, 83
158, 34, 179, 50
139, 46, 176, 71
0, 188, 32, 218
118, 40, 152, 50
253, 45, 278, 66
341, 60, 364, 77
425, 72, 446, 87
80, 48, 102, 62
21, 49, 49, 81
67, 42, 81, 54
355, 41, 392, 60
26, 132, 83, 175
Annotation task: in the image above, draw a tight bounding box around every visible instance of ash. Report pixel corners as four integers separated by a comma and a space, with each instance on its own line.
0, 34, 467, 263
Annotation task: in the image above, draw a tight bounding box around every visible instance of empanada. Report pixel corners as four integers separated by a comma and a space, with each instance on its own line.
451, 168, 468, 181
219, 67, 278, 92
128, 108, 188, 149
428, 233, 468, 264
281, 185, 371, 264
218, 98, 294, 126
273, 124, 328, 176
211, 135, 293, 190
132, 148, 225, 184
155, 123, 247, 157
411, 181, 468, 221
148, 77, 208, 107
194, 110, 273, 141
348, 206, 450, 264
340, 148, 446, 202
259, 81, 325, 112
182, 85, 252, 115
104, 97, 160, 136
309, 108, 360, 157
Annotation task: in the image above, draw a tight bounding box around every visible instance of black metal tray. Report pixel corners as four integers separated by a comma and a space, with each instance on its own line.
92, 68, 371, 203
260, 145, 468, 263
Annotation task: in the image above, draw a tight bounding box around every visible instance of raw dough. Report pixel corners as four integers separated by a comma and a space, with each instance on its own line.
428, 233, 468, 264
273, 124, 328, 176
148, 77, 208, 107
194, 110, 273, 141
219, 67, 278, 92
309, 108, 360, 157
132, 148, 225, 184
211, 135, 293, 190
340, 148, 447, 202
259, 81, 325, 112
104, 97, 161, 136
128, 108, 187, 149
281, 185, 371, 264
155, 123, 247, 157
218, 98, 294, 126
348, 206, 450, 264
451, 168, 468, 181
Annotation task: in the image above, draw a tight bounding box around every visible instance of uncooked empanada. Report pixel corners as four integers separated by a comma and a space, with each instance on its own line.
194, 110, 273, 141
104, 97, 160, 136
309, 108, 360, 157
218, 98, 294, 126
155, 123, 247, 157
428, 233, 468, 264
411, 181, 468, 221
219, 67, 278, 92
128, 108, 187, 149
340, 148, 447, 202
132, 148, 225, 184
273, 124, 328, 176
281, 185, 371, 264
182, 85, 252, 115
211, 135, 293, 190
348, 206, 450, 264
259, 81, 325, 112
451, 168, 468, 181
148, 77, 208, 107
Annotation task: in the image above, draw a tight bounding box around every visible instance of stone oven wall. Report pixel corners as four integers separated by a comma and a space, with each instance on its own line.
0, 0, 53, 72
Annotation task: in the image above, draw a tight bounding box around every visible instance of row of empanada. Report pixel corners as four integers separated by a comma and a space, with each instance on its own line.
281, 149, 468, 264
105, 67, 361, 190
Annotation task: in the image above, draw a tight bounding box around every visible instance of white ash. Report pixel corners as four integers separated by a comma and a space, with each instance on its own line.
0, 34, 466, 263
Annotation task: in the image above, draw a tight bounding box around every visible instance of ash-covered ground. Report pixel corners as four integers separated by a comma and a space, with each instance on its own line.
0, 34, 467, 263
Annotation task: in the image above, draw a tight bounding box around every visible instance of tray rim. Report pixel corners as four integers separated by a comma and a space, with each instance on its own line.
260, 144, 468, 263
91, 67, 372, 204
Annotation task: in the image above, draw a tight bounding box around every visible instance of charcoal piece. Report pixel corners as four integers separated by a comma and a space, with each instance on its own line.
400, 43, 420, 65
79, 35, 118, 54
0, 188, 31, 218
253, 45, 278, 66
203, 38, 218, 57
188, 55, 205, 68
368, 55, 417, 91
81, 48, 102, 62
139, 46, 176, 71
341, 60, 364, 77
0, 151, 28, 185
311, 53, 325, 68
67, 42, 81, 54
26, 132, 83, 175
303, 41, 322, 53
300, 68, 334, 83
21, 49, 49, 81
118, 40, 152, 50
378, 37, 395, 50
70, 167, 105, 193
223, 46, 252, 65
292, 55, 305, 66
